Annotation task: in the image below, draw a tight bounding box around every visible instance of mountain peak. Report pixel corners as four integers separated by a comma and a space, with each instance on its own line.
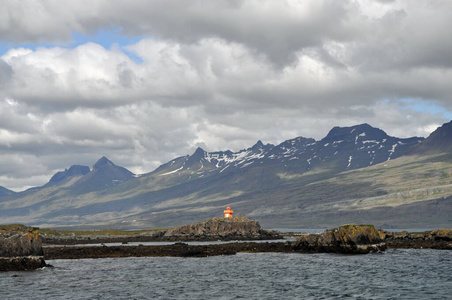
74, 156, 134, 192
182, 147, 208, 170
251, 140, 264, 150
47, 165, 90, 186
410, 120, 452, 154
429, 120, 452, 139
93, 156, 115, 170
192, 147, 206, 158
0, 186, 15, 197
324, 123, 387, 141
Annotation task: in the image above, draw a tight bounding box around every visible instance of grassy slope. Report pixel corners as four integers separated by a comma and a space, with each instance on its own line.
1, 153, 451, 229
104, 152, 451, 229
252, 153, 452, 228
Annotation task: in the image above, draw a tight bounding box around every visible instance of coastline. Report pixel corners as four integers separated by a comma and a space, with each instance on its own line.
42, 228, 452, 260
3, 224, 451, 270
43, 242, 294, 259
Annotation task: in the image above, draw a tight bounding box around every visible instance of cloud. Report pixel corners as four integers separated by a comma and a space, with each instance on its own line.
0, 0, 451, 191
3, 1, 450, 70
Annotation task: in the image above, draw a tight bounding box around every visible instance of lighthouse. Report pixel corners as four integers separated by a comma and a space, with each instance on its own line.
224, 206, 234, 218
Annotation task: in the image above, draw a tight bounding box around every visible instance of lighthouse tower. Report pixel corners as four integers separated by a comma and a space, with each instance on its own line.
224, 206, 234, 218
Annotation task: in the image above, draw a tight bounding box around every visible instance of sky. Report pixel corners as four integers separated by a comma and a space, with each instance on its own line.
1, 0, 452, 191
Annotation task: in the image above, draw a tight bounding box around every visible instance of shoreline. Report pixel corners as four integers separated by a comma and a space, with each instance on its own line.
42, 228, 452, 260
41, 234, 283, 246
43, 242, 295, 259
43, 237, 451, 261
3, 225, 450, 268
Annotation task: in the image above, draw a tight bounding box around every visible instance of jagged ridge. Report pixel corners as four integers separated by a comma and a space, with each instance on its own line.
155, 123, 423, 178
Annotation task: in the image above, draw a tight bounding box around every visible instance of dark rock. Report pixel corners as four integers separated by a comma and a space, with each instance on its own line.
0, 224, 47, 271
383, 228, 452, 249
0, 256, 47, 272
43, 242, 297, 259
294, 224, 387, 254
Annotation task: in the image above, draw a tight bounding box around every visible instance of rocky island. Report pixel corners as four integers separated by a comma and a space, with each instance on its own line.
0, 224, 48, 271
293, 224, 387, 254
382, 228, 452, 249
163, 216, 281, 241
40, 215, 281, 245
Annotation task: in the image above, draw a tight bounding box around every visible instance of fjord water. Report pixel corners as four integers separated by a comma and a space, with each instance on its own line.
1, 249, 450, 299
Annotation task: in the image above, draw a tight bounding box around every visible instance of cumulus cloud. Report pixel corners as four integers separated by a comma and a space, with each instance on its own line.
0, 0, 451, 190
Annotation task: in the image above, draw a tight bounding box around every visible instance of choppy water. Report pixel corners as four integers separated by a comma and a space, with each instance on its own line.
1, 249, 451, 299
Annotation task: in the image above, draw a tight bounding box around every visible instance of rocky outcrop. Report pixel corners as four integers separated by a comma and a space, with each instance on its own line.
0, 257, 47, 272
294, 224, 387, 254
163, 216, 281, 241
293, 225, 451, 253
0, 226, 43, 257
383, 228, 452, 250
0, 224, 47, 271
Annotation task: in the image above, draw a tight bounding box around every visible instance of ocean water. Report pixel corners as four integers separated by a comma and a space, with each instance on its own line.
1, 249, 451, 299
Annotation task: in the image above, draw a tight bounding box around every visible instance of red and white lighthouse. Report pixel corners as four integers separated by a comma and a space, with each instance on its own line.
224, 206, 233, 218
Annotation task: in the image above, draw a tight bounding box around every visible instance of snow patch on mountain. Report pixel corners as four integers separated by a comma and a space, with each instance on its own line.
160, 166, 184, 176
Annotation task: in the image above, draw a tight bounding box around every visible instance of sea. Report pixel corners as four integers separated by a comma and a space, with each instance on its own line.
1, 248, 451, 299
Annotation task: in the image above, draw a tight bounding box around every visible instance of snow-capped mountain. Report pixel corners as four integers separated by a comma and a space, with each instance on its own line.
1, 122, 451, 229
153, 123, 423, 179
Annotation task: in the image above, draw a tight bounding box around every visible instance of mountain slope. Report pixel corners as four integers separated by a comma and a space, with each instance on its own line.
409, 120, 452, 154
0, 123, 449, 229
0, 186, 15, 197
71, 156, 135, 193
44, 165, 90, 188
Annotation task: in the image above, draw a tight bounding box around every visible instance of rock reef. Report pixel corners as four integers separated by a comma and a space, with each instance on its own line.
44, 242, 295, 259
293, 225, 452, 253
0, 224, 47, 271
294, 224, 387, 254
383, 228, 452, 250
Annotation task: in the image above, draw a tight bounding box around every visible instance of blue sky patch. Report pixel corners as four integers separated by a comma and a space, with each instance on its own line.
71, 29, 143, 63
0, 28, 144, 63
400, 99, 452, 120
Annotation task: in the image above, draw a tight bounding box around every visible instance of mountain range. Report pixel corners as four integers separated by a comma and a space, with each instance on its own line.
0, 122, 451, 229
